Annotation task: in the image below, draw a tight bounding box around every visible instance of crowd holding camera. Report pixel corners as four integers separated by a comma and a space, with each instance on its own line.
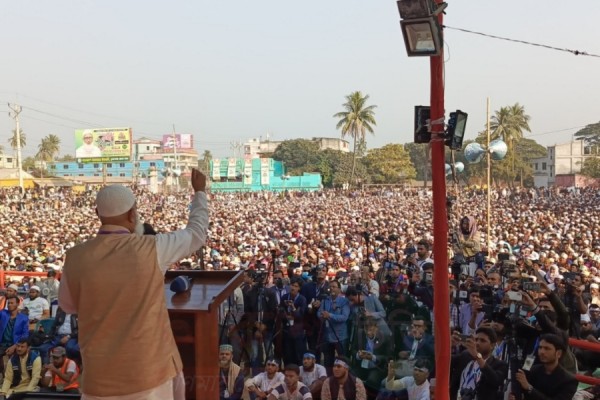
2, 185, 600, 399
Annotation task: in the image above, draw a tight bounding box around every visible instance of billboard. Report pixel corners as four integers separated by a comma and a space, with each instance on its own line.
75, 127, 132, 163
162, 134, 193, 150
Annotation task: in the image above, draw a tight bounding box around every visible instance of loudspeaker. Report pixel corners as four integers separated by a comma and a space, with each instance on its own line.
464, 142, 486, 164
489, 139, 508, 161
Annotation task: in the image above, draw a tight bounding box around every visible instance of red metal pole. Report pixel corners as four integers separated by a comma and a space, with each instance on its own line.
430, 3, 450, 400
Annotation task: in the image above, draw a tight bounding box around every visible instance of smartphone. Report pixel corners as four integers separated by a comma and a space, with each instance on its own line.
460, 334, 472, 342
425, 273, 433, 283
507, 291, 522, 302
522, 282, 541, 292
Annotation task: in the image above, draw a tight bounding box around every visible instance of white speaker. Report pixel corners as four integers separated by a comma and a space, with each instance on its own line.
464, 143, 486, 164
489, 139, 508, 161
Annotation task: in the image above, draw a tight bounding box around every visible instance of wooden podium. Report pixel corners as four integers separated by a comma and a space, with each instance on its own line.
165, 270, 244, 400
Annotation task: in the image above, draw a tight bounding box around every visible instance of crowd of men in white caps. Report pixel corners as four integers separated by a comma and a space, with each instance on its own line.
2, 185, 600, 399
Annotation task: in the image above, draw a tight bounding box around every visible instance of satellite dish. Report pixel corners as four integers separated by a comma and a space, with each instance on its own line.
464, 142, 486, 164
489, 139, 508, 161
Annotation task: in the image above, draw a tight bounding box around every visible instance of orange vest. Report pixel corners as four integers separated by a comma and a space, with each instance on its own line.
64, 233, 182, 396
52, 358, 80, 390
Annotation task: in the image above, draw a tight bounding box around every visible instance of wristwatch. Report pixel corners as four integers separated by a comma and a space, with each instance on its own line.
527, 384, 534, 393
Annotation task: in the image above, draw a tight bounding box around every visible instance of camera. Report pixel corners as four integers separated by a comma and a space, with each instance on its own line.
459, 388, 476, 400
506, 291, 522, 302
522, 282, 541, 292
563, 272, 576, 285
317, 286, 332, 301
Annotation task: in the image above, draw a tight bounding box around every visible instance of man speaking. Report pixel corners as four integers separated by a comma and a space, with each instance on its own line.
58, 169, 209, 400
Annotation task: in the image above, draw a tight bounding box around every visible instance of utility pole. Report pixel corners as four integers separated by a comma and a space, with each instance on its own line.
430, 2, 450, 399
172, 124, 178, 190
7, 103, 24, 191
486, 97, 492, 251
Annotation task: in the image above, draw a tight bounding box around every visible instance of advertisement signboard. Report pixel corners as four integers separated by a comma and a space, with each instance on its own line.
75, 128, 132, 163
162, 134, 193, 149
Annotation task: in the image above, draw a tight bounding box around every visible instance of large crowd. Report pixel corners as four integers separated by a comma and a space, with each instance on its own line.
1, 184, 600, 399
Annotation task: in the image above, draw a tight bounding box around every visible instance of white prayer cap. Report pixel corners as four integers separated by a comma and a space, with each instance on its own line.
95, 185, 136, 217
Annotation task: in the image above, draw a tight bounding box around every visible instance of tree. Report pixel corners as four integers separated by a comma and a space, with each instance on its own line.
56, 155, 75, 162
580, 157, 600, 178
333, 91, 377, 185
200, 150, 213, 173
489, 103, 531, 185
272, 139, 321, 175
364, 144, 416, 184
574, 121, 600, 145
36, 134, 61, 178
8, 129, 26, 151
405, 143, 430, 185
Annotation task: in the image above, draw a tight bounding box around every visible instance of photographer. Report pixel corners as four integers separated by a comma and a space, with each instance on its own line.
280, 279, 308, 365
303, 267, 329, 356
557, 272, 587, 338
380, 264, 418, 341
509, 334, 578, 400
270, 270, 290, 306
459, 290, 486, 336
450, 327, 508, 400
516, 288, 578, 374
316, 279, 350, 368
407, 262, 435, 314
246, 271, 279, 371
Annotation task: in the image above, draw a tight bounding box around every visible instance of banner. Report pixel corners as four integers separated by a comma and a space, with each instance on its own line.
243, 158, 253, 185
260, 158, 270, 185
227, 158, 237, 179
75, 128, 132, 163
212, 159, 221, 181
162, 134, 193, 149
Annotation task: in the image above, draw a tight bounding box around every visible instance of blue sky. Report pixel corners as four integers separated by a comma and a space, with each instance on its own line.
0, 1, 598, 159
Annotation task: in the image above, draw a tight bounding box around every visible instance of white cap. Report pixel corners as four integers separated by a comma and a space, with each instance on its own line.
95, 185, 136, 217
581, 314, 592, 323
30, 285, 41, 292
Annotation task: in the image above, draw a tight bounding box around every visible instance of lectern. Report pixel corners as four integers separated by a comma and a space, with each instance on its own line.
165, 270, 244, 400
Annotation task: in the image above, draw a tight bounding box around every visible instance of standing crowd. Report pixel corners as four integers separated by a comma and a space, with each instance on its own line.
1, 184, 600, 399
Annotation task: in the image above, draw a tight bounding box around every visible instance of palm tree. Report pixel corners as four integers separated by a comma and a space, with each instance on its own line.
489, 103, 531, 184
9, 129, 26, 151
36, 134, 61, 178
333, 91, 377, 185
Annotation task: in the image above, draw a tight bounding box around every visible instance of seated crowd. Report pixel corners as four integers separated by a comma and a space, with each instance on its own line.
0, 274, 81, 398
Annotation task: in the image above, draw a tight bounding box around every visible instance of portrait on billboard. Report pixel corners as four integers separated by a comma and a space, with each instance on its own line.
74, 127, 132, 163
75, 130, 102, 158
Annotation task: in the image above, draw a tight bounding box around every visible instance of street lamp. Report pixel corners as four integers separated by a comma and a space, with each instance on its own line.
397, 0, 446, 57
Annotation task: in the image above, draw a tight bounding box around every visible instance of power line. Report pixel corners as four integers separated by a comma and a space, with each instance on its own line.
525, 125, 588, 137
20, 105, 105, 127
11, 92, 169, 127
444, 25, 600, 58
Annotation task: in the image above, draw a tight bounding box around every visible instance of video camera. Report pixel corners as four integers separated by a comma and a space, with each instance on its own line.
253, 264, 268, 287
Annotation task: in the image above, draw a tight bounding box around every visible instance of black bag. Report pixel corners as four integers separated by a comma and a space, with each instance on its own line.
30, 332, 53, 347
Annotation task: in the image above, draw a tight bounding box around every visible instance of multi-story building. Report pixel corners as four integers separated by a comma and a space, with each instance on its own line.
531, 139, 600, 187
243, 137, 350, 158
210, 157, 321, 192
0, 155, 17, 169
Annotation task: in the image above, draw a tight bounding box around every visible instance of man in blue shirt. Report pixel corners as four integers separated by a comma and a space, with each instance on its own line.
0, 297, 29, 376
317, 279, 350, 368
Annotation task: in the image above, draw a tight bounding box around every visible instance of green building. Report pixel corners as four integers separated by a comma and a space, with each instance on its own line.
209, 158, 321, 192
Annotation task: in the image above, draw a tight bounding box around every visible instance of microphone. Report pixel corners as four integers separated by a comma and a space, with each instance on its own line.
170, 276, 194, 293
